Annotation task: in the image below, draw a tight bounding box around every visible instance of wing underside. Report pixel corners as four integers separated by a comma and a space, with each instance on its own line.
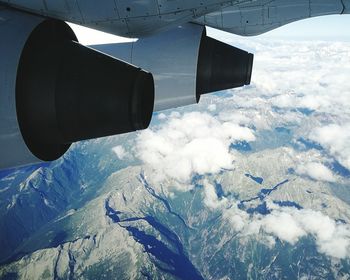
195, 0, 348, 36
0, 0, 348, 37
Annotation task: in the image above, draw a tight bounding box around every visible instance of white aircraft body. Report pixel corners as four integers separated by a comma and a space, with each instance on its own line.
0, 0, 348, 169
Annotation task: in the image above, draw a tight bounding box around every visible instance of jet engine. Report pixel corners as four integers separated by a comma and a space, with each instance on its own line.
0, 9, 253, 170
0, 9, 154, 169
93, 24, 253, 111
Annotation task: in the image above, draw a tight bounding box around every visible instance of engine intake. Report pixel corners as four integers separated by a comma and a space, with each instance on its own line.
17, 20, 154, 161
0, 9, 154, 168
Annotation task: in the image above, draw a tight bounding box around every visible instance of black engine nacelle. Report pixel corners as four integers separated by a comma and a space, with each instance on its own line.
0, 9, 154, 169
93, 24, 253, 111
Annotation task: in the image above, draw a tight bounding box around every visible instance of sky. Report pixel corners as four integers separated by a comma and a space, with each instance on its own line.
260, 15, 350, 41
70, 14, 350, 45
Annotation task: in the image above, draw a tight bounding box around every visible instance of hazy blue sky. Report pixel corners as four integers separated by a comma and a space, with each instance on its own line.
261, 15, 350, 40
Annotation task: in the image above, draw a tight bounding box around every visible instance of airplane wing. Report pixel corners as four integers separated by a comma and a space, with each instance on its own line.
1, 0, 348, 37
194, 0, 347, 36
0, 0, 348, 170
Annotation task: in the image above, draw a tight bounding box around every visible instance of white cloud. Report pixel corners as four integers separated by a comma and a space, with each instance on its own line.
208, 104, 216, 112
309, 124, 350, 170
157, 113, 167, 120
112, 145, 128, 160
223, 204, 250, 232
261, 207, 350, 259
295, 162, 336, 182
203, 180, 227, 209
295, 209, 350, 258
169, 111, 181, 118
223, 39, 350, 123
218, 112, 251, 126
222, 200, 350, 259
259, 210, 307, 244
269, 92, 327, 111
136, 112, 255, 183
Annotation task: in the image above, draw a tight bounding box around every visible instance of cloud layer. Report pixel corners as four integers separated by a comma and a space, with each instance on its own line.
203, 181, 350, 259
309, 124, 350, 170
112, 145, 128, 160
205, 37, 350, 173
136, 112, 255, 183
295, 162, 336, 182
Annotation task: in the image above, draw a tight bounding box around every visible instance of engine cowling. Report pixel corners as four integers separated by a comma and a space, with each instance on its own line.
93, 24, 253, 111
0, 9, 154, 169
